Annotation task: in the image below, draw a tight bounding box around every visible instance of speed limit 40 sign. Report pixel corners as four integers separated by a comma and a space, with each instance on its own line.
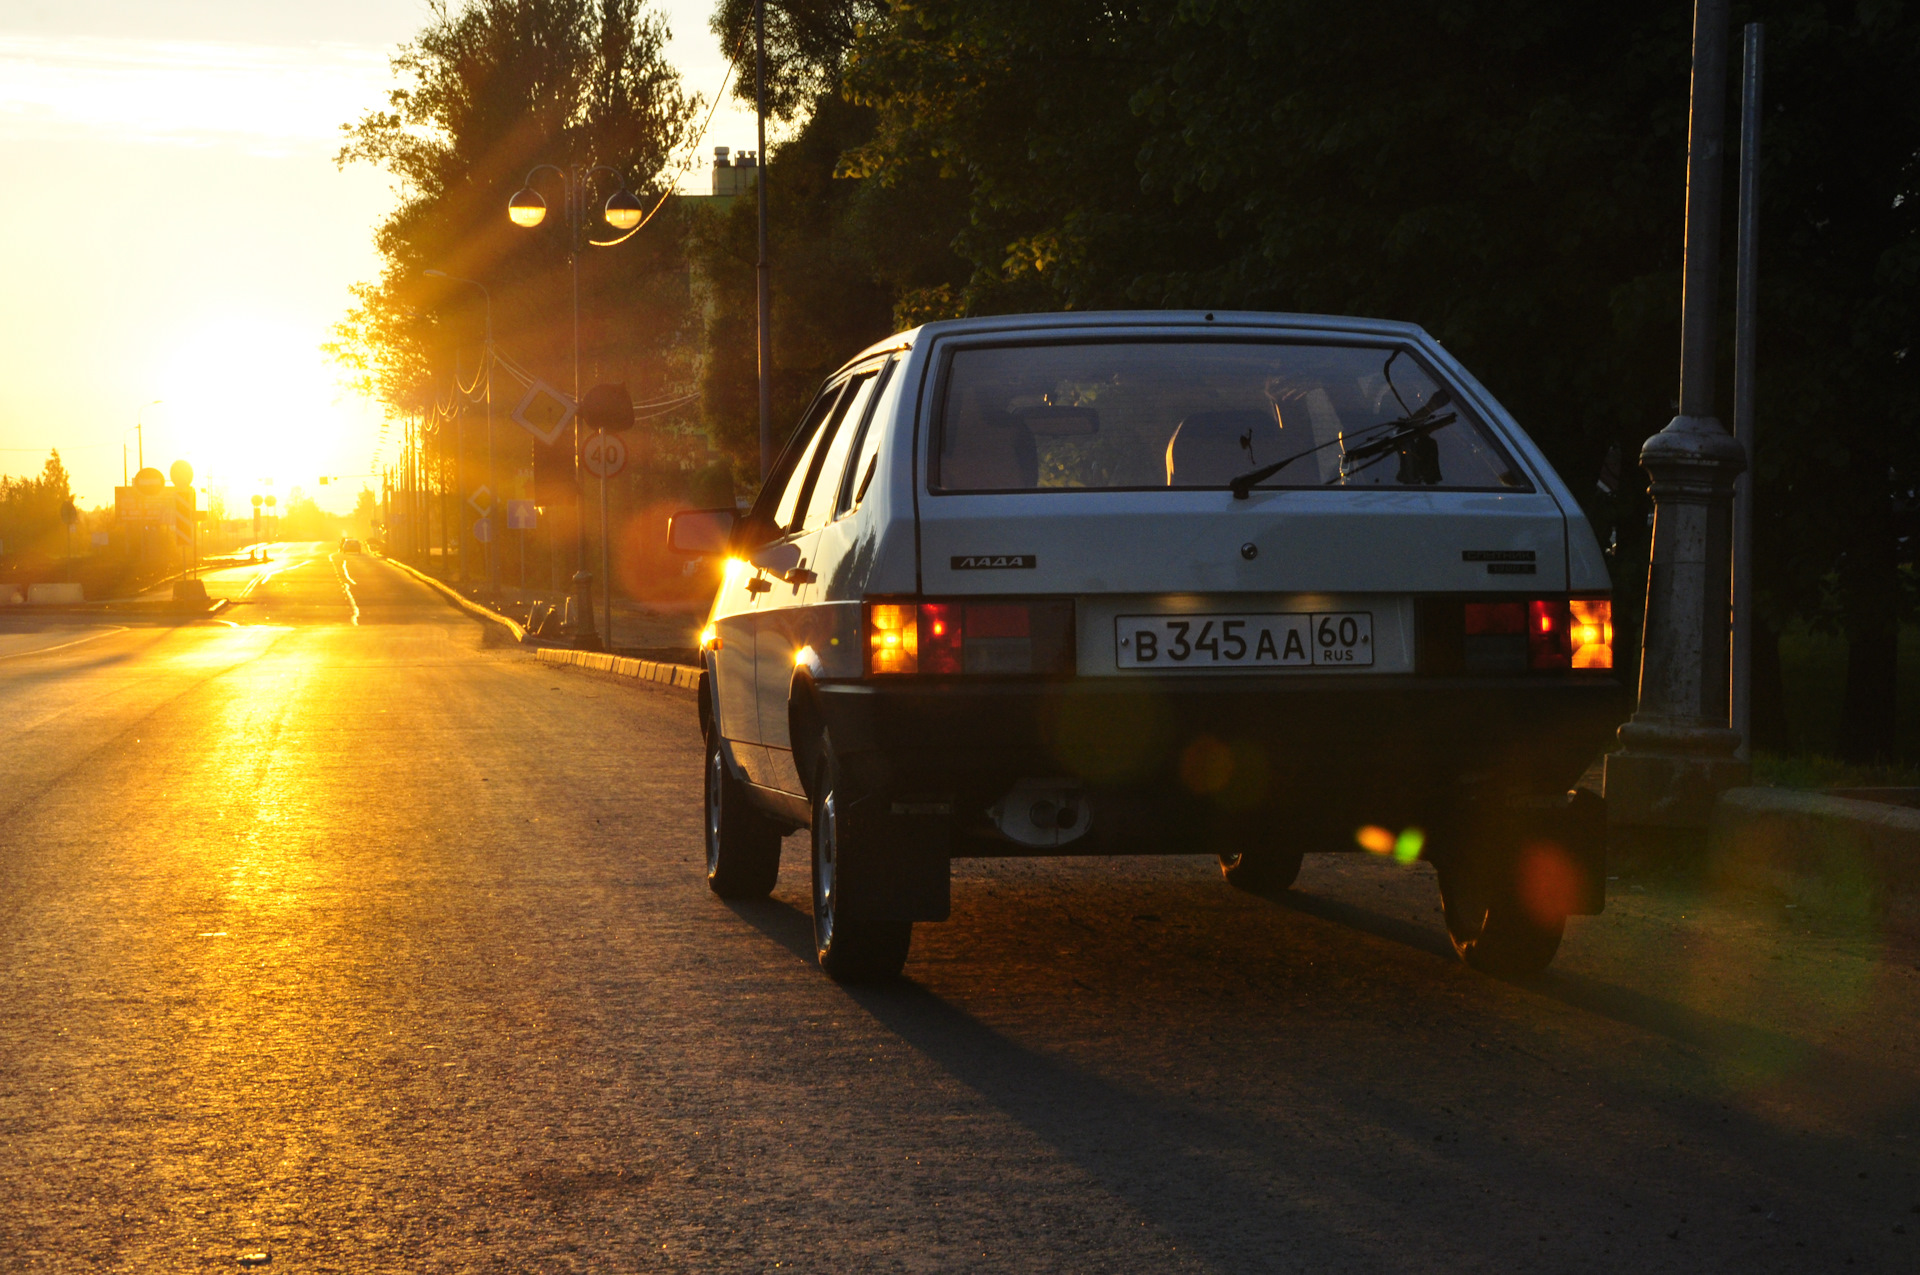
581, 431, 627, 479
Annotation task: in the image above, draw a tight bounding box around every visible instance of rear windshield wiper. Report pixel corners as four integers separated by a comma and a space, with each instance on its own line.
1227, 389, 1455, 499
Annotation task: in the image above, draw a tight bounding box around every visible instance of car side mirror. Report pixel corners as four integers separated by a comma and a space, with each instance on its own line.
666, 508, 737, 555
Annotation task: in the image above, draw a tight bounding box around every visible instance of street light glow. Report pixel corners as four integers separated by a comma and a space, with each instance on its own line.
507, 188, 547, 227
603, 188, 643, 231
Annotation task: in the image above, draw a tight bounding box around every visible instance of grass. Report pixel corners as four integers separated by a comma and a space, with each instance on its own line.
1748, 751, 1920, 791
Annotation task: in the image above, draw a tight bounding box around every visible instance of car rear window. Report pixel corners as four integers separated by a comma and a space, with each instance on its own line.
931, 340, 1528, 493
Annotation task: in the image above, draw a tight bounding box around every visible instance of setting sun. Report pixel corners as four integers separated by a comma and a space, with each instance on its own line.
153, 313, 380, 505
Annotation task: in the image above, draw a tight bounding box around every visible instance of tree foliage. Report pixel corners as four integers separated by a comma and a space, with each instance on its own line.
0, 452, 73, 564
331, 0, 701, 415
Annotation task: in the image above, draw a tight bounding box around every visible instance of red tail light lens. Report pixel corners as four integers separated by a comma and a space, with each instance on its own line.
864, 599, 1072, 676
1464, 602, 1526, 635
1528, 599, 1570, 670
920, 602, 962, 673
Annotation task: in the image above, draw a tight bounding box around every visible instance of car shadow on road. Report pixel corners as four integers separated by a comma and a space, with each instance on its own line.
723, 894, 1406, 1268
1270, 886, 1458, 962
1268, 883, 1825, 1076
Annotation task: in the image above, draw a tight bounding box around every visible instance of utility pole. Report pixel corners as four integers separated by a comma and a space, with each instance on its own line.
1604, 0, 1749, 840
755, 0, 774, 481
1730, 23, 1764, 760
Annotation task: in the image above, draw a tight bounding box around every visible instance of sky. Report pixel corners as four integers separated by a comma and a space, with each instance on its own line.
0, 0, 757, 513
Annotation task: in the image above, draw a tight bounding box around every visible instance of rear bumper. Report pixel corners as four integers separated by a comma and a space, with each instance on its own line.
816, 673, 1628, 853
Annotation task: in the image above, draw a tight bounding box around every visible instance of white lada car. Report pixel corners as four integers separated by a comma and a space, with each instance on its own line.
669, 311, 1627, 982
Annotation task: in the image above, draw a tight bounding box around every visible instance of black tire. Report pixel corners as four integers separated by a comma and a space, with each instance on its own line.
810, 731, 911, 982
705, 734, 781, 899
1219, 846, 1305, 896
1435, 853, 1564, 978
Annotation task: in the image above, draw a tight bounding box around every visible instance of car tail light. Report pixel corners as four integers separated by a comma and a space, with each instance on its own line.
1464, 602, 1525, 636
1435, 598, 1612, 674
865, 599, 1073, 676
868, 603, 919, 674
1569, 598, 1613, 669
1528, 599, 1571, 670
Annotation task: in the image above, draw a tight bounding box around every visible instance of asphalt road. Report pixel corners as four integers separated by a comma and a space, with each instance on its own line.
2, 546, 1917, 1272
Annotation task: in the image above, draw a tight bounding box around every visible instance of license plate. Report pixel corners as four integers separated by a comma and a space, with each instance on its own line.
1114, 612, 1373, 669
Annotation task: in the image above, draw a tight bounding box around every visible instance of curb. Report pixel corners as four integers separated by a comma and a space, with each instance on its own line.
536, 647, 700, 693
378, 553, 529, 643
1710, 786, 1920, 905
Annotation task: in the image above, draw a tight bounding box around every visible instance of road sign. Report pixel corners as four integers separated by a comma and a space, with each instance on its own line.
169, 459, 194, 487
115, 487, 169, 523
581, 383, 634, 433
468, 485, 494, 516
472, 518, 493, 544
511, 380, 576, 446
173, 485, 196, 546
582, 431, 627, 479
506, 499, 537, 530
132, 467, 166, 496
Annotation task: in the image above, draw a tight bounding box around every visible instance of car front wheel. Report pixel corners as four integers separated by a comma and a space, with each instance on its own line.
810, 731, 911, 982
705, 735, 781, 898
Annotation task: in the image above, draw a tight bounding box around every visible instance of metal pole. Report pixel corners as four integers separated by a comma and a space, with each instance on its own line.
454, 349, 466, 584
1731, 22, 1763, 761
570, 168, 601, 649
601, 466, 612, 647
755, 0, 774, 480
1678, 0, 1730, 418
485, 312, 499, 603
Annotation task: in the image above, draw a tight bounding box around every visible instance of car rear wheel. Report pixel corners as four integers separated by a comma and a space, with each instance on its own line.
705, 735, 781, 899
1218, 846, 1305, 896
1435, 852, 1564, 978
810, 731, 912, 983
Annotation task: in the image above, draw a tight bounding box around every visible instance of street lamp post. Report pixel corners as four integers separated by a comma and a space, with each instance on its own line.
1604, 0, 1749, 842
124, 400, 161, 488
508, 164, 642, 652
425, 270, 499, 602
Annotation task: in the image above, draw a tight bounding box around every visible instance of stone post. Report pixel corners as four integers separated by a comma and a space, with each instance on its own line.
1604, 420, 1747, 827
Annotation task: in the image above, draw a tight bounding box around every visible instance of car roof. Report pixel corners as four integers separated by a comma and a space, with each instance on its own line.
837, 310, 1434, 375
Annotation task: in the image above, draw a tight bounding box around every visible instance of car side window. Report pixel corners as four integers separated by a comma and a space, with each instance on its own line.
770, 382, 851, 533
801, 372, 880, 531
837, 355, 902, 516
743, 384, 844, 544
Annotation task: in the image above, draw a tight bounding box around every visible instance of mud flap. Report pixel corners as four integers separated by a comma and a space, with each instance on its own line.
835, 793, 953, 922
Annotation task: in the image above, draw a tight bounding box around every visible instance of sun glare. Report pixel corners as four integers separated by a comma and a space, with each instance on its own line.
155, 315, 377, 508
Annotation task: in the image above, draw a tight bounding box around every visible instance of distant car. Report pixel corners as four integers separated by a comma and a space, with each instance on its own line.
669, 311, 1627, 983
341, 538, 363, 554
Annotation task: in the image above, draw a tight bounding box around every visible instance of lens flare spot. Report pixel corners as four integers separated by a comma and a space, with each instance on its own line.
1393, 827, 1425, 865
1356, 825, 1395, 855
1180, 736, 1235, 794
1517, 840, 1583, 926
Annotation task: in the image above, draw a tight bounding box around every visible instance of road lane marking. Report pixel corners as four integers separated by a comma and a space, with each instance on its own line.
0, 626, 128, 662
332, 552, 360, 624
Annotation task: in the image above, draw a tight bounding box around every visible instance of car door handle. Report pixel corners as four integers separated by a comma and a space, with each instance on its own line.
784, 568, 817, 584
745, 577, 772, 594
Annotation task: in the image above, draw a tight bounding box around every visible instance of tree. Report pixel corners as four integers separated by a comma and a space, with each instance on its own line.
332, 0, 701, 417
0, 451, 73, 565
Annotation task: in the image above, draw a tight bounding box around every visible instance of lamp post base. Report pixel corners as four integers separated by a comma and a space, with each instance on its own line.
1604, 721, 1749, 831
